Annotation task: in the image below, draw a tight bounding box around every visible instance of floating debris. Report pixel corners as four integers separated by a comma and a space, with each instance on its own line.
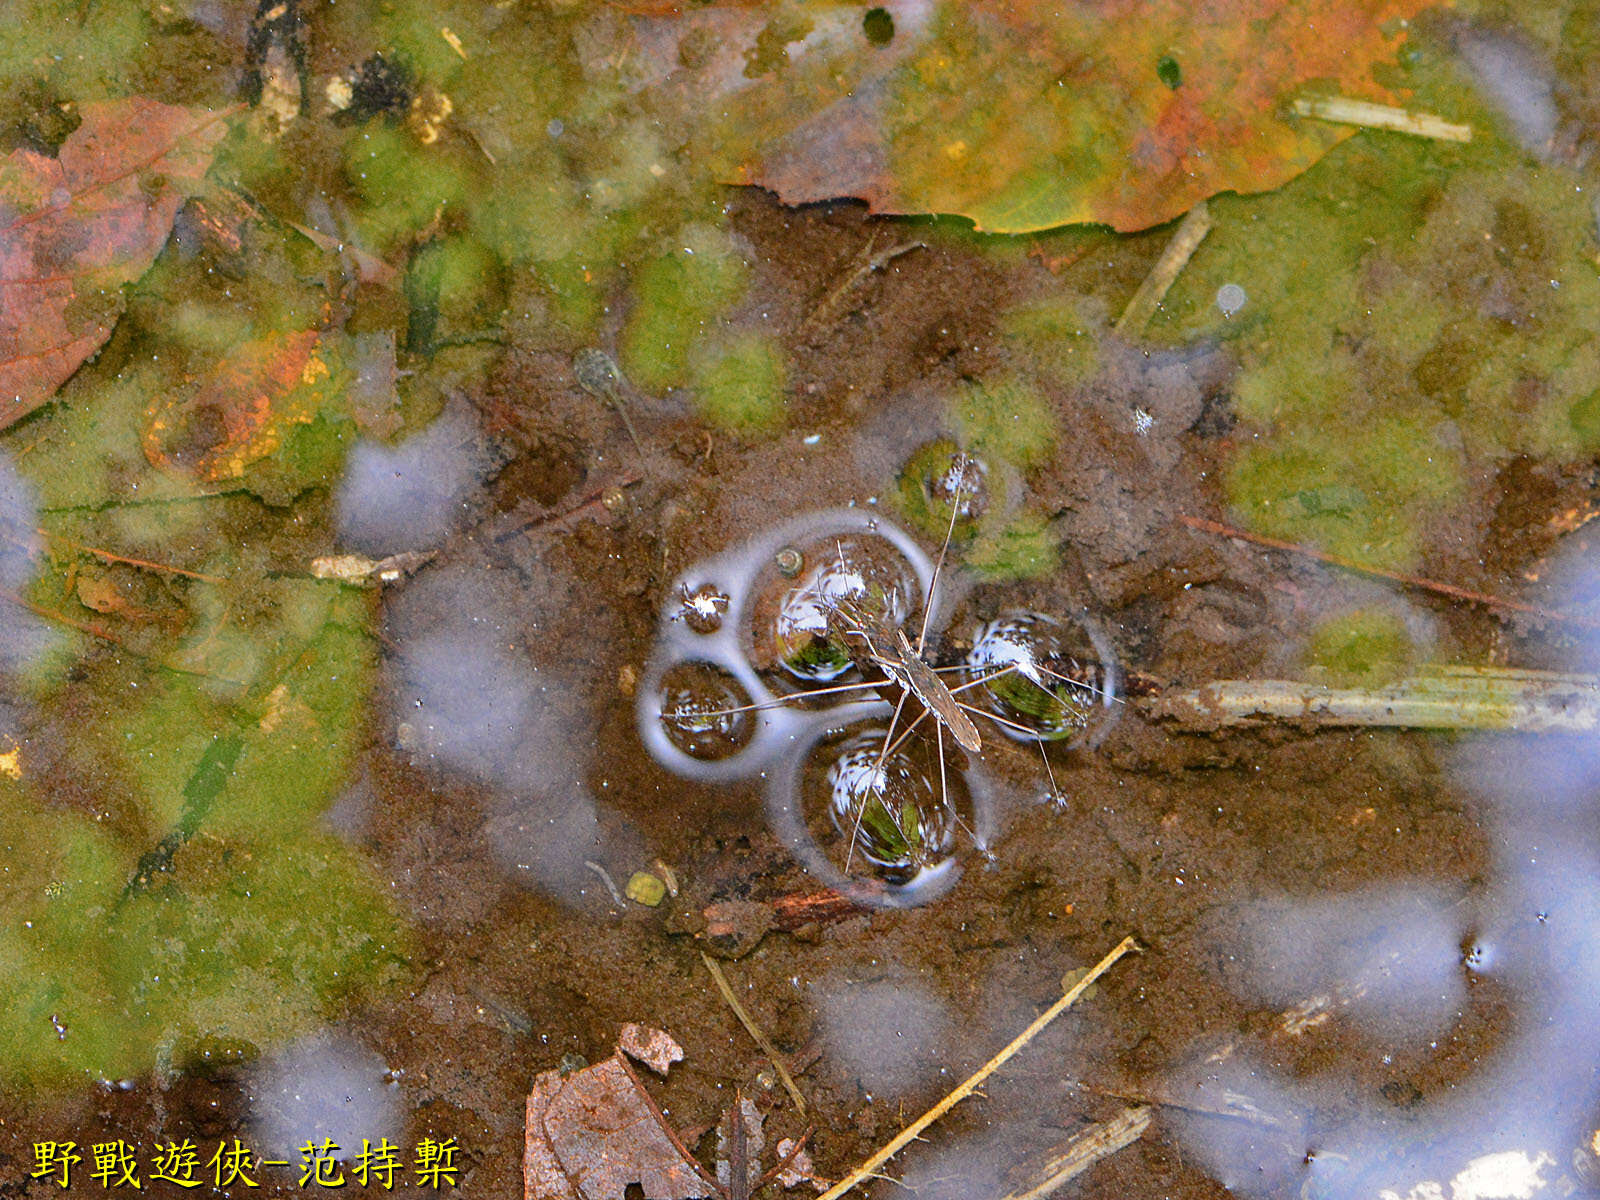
1291, 95, 1472, 142
310, 550, 435, 585
573, 348, 645, 456
1149, 666, 1600, 733
1115, 200, 1212, 335
1215, 282, 1248, 317
625, 871, 667, 907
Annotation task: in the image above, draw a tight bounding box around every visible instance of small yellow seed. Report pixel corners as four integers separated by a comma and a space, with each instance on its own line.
625, 871, 667, 907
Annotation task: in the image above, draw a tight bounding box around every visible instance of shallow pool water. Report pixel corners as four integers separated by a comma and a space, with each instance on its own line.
3, 4, 1600, 1198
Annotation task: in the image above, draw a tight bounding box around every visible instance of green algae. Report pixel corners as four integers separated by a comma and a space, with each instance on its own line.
690, 331, 788, 433
621, 223, 753, 393
954, 375, 1059, 469
1305, 608, 1418, 687
998, 295, 1103, 386
1141, 24, 1600, 571
965, 508, 1059, 582
0, 579, 408, 1088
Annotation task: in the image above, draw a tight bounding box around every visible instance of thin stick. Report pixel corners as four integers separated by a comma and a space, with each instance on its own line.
11, 529, 227, 583
1149, 670, 1600, 733
815, 935, 1140, 1200
1292, 96, 1472, 142
1114, 202, 1212, 336
801, 235, 924, 336
999, 1105, 1152, 1200
1179, 512, 1600, 630
700, 952, 808, 1117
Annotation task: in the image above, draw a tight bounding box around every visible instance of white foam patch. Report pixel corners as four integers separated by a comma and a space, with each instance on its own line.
385, 563, 608, 900
0, 453, 50, 672
335, 404, 484, 556
1227, 887, 1466, 1044
246, 1032, 402, 1165
813, 975, 951, 1097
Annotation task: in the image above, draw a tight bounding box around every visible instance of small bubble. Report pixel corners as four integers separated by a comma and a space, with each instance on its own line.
657, 663, 754, 760
1216, 283, 1247, 317
546, 118, 564, 138
673, 583, 729, 634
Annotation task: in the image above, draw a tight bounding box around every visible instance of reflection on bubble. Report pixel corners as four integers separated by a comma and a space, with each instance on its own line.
673, 583, 729, 634
766, 715, 992, 909
967, 611, 1119, 746
821, 727, 959, 883
753, 532, 920, 684
656, 662, 753, 760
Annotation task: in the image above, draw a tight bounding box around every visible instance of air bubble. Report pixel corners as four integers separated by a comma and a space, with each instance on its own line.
898, 440, 989, 540
967, 612, 1117, 744
656, 662, 754, 760
807, 727, 965, 885
749, 533, 920, 684
1216, 283, 1247, 318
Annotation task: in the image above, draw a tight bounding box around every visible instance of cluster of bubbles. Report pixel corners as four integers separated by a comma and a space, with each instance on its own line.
638, 507, 979, 904
639, 450, 1118, 902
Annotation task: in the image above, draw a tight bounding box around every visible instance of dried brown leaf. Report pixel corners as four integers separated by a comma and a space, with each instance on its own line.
525, 1031, 710, 1200
618, 1022, 685, 1076
0, 98, 232, 429
773, 1138, 825, 1192
142, 329, 330, 483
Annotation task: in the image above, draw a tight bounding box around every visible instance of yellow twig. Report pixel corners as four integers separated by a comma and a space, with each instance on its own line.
701, 951, 807, 1116
1292, 96, 1472, 142
1115, 203, 1212, 335
816, 935, 1139, 1200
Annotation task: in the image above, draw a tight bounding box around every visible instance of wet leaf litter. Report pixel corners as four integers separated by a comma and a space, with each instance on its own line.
0, 99, 233, 428
2, 1, 1599, 1197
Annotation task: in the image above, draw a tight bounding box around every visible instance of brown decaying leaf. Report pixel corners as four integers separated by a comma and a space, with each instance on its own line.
525, 1026, 711, 1200
0, 98, 233, 430
618, 1021, 687, 1076
773, 1138, 825, 1192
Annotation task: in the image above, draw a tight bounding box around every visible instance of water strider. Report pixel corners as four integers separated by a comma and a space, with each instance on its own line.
643, 452, 1121, 890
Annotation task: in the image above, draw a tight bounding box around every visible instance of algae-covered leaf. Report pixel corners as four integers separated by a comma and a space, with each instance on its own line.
648, 0, 1434, 232
0, 98, 232, 429
143, 329, 345, 488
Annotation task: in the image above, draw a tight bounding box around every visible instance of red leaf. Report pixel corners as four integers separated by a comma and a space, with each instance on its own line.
0, 98, 233, 431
